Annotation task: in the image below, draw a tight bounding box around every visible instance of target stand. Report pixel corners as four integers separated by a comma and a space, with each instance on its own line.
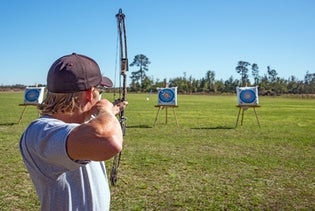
153, 105, 179, 127
235, 86, 261, 128
18, 104, 39, 124
235, 105, 261, 128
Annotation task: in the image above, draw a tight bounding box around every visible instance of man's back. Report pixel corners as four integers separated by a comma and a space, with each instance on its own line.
20, 116, 110, 210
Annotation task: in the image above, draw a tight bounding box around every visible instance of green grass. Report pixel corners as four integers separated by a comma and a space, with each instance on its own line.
0, 92, 314, 210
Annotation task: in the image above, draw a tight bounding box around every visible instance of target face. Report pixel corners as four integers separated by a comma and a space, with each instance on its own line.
159, 89, 174, 102
25, 89, 40, 102
236, 86, 259, 105
24, 87, 45, 104
157, 87, 177, 105
240, 89, 256, 104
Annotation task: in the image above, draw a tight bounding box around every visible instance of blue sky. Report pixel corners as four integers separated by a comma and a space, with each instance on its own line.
1, 0, 314, 86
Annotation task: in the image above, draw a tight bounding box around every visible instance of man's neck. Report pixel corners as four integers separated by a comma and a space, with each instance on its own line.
50, 112, 86, 124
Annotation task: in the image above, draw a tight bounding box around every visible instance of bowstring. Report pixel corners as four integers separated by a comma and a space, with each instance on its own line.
110, 15, 123, 186
113, 27, 120, 102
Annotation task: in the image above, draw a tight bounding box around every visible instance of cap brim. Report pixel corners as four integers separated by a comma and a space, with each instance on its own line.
100, 76, 113, 88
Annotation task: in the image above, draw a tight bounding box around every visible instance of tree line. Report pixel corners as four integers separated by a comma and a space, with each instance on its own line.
129, 55, 315, 95
2, 55, 314, 95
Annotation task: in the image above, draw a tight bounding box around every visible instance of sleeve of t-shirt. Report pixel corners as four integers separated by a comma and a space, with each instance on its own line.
22, 118, 89, 179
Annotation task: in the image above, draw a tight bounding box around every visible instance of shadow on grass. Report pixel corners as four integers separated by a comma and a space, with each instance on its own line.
0, 122, 17, 126
127, 125, 153, 129
191, 126, 235, 130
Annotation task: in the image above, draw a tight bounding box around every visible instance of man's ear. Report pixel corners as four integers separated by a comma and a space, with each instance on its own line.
85, 88, 94, 102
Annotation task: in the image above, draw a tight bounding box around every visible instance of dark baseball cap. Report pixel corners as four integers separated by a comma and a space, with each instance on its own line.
47, 53, 113, 93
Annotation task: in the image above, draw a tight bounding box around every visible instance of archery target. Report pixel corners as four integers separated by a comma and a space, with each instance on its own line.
24, 87, 45, 104
157, 87, 177, 105
236, 86, 259, 105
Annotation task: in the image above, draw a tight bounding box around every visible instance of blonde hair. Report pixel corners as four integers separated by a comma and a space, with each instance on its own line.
38, 88, 99, 116
38, 92, 81, 115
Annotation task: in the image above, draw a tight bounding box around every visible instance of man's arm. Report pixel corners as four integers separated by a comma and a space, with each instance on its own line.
66, 99, 124, 161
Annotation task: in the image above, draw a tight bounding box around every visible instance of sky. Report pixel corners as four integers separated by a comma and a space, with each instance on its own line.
1, 0, 314, 86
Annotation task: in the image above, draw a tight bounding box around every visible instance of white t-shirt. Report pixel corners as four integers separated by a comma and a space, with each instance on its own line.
20, 116, 110, 211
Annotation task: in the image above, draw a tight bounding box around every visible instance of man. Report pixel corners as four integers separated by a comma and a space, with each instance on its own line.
20, 53, 127, 210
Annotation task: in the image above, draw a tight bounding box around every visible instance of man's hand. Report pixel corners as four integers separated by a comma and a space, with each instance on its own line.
112, 99, 128, 115
90, 99, 128, 117
89, 99, 116, 117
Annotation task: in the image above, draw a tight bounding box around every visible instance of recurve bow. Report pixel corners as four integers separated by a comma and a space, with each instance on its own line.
110, 8, 128, 186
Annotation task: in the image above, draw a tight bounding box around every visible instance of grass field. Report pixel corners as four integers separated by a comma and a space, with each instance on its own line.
0, 92, 314, 210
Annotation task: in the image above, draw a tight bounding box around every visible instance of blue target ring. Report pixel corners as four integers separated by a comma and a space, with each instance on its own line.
25, 89, 40, 102
240, 89, 256, 103
159, 89, 175, 103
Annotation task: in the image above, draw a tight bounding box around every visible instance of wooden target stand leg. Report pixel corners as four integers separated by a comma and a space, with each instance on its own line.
235, 105, 261, 128
18, 104, 38, 125
153, 105, 179, 127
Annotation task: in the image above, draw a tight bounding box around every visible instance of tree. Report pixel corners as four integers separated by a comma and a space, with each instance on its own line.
169, 73, 190, 93
251, 63, 260, 85
224, 76, 239, 92
236, 61, 251, 86
304, 71, 315, 93
205, 70, 215, 92
141, 75, 154, 92
191, 78, 200, 93
267, 66, 278, 83
287, 76, 303, 94
129, 54, 151, 88
214, 80, 225, 93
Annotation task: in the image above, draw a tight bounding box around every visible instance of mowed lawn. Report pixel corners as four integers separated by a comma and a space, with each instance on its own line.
0, 92, 314, 210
